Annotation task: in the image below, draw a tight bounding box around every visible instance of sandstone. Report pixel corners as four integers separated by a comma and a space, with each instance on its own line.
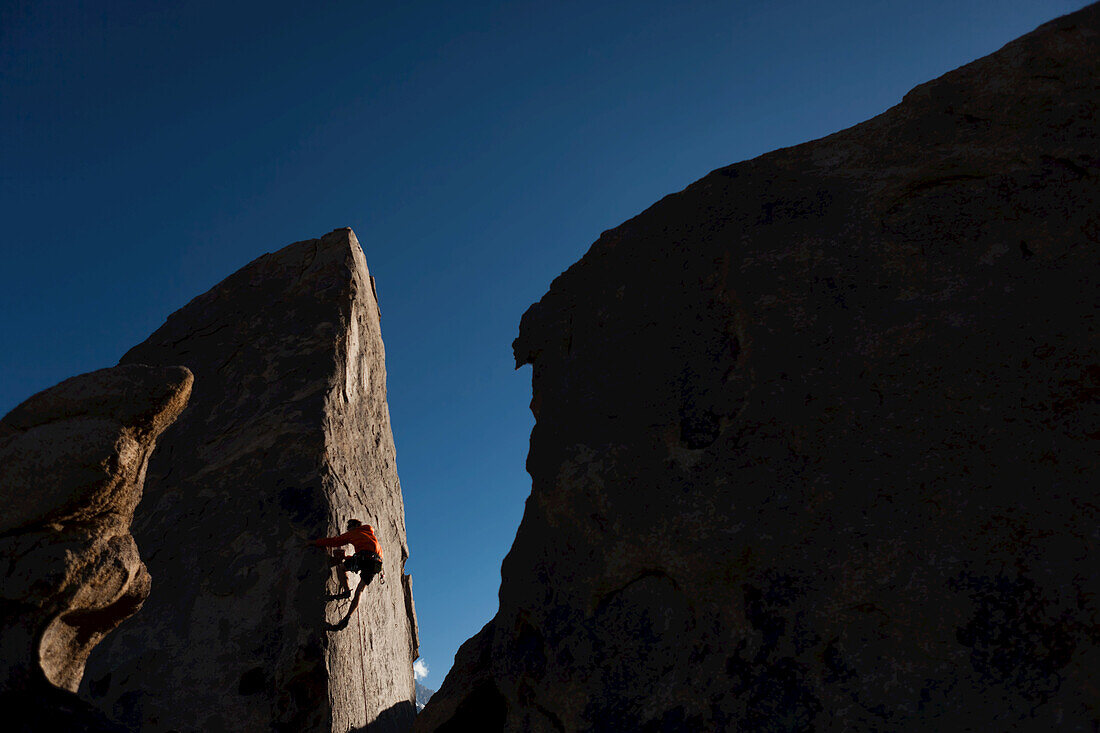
83, 229, 418, 732
418, 4, 1100, 730
0, 364, 192, 729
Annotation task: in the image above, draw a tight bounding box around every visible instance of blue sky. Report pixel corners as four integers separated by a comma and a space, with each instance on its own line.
1, 0, 1087, 689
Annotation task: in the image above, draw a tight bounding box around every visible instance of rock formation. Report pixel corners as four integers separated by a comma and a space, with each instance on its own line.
0, 364, 193, 730
418, 4, 1100, 731
83, 229, 419, 732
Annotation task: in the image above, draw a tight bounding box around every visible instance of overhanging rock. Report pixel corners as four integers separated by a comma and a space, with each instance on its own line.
0, 363, 192, 731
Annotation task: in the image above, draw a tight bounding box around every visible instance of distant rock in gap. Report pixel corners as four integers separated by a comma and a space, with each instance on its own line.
415, 682, 435, 713
418, 4, 1100, 731
83, 229, 419, 732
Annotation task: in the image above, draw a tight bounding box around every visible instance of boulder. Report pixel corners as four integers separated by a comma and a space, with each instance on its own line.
0, 364, 192, 728
83, 229, 418, 732
418, 4, 1100, 731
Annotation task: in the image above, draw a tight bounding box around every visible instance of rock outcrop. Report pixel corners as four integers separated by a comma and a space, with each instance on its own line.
0, 364, 193, 729
83, 229, 418, 732
418, 5, 1100, 731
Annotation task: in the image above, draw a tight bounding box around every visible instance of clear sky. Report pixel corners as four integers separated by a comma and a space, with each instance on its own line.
1, 0, 1088, 690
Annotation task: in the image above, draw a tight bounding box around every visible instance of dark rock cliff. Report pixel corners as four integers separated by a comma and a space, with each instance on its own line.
83, 229, 418, 732
418, 4, 1100, 731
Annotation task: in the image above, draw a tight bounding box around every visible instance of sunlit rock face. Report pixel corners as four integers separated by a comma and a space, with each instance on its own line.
417, 5, 1100, 731
83, 229, 418, 732
0, 364, 192, 729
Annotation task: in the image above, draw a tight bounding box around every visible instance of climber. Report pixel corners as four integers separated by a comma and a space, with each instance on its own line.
309, 519, 385, 622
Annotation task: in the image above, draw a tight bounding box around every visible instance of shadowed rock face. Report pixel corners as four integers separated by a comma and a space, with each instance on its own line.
0, 364, 193, 728
82, 229, 418, 732
418, 5, 1100, 731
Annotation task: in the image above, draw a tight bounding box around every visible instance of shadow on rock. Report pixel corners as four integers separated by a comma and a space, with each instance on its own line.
351, 699, 416, 733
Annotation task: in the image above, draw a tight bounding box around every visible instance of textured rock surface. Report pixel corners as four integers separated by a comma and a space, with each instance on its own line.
0, 364, 192, 728
83, 229, 418, 732
418, 5, 1100, 731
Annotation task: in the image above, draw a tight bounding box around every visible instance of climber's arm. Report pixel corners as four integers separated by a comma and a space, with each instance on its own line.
312, 530, 356, 548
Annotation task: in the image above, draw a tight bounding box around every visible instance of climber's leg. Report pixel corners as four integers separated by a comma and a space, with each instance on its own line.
336, 563, 351, 595
346, 574, 369, 615
361, 553, 383, 586
325, 574, 368, 630
322, 551, 352, 600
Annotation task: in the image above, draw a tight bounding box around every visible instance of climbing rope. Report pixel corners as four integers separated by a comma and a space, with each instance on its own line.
356, 572, 368, 701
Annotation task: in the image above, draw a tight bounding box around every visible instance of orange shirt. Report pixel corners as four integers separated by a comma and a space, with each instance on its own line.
313, 525, 383, 558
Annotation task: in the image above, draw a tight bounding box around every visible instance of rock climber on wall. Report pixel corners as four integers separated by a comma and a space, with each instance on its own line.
309, 519, 384, 630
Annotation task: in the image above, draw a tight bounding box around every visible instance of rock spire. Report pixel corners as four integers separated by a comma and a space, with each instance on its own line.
84, 229, 418, 732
